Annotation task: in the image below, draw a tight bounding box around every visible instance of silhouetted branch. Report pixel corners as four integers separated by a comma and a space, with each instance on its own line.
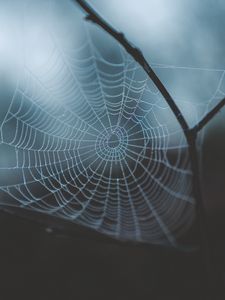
74, 0, 225, 138
72, 0, 218, 293
73, 0, 190, 135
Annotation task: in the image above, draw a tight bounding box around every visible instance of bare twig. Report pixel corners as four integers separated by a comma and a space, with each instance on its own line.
74, 0, 225, 136
73, 0, 190, 135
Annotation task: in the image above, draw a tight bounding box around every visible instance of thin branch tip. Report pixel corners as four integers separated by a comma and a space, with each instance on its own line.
192, 96, 225, 134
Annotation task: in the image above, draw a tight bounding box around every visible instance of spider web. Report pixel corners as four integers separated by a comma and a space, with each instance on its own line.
1, 0, 224, 246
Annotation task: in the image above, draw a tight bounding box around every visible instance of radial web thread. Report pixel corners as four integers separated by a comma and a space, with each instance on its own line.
4, 3, 224, 246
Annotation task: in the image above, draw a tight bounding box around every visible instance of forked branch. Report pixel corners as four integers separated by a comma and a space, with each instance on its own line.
72, 1, 222, 292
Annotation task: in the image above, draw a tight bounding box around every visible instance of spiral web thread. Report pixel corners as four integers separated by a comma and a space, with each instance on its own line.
2, 2, 225, 246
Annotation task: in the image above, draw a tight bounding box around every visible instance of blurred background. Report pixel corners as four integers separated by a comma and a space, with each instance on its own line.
1, 0, 225, 299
